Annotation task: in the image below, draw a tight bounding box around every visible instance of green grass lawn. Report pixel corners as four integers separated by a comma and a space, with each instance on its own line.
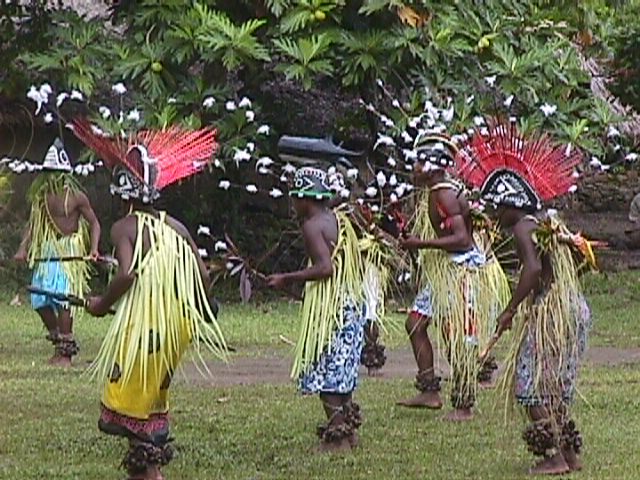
0, 271, 639, 479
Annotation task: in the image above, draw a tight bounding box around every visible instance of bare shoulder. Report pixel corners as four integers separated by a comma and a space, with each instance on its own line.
434, 188, 462, 215
110, 215, 136, 242
164, 214, 192, 241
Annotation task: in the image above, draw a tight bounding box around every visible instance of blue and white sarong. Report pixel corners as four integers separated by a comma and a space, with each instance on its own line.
298, 302, 367, 394
410, 247, 487, 319
515, 293, 592, 406
30, 242, 71, 312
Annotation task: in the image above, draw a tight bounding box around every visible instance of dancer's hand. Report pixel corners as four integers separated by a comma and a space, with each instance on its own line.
89, 249, 100, 260
267, 273, 288, 289
86, 296, 108, 317
495, 309, 515, 336
399, 235, 425, 250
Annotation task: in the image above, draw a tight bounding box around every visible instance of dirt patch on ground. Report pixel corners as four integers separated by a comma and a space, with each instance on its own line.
181, 346, 640, 387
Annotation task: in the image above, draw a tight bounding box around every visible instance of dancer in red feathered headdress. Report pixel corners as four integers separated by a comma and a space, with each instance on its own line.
456, 118, 592, 476
71, 118, 227, 480
395, 133, 510, 421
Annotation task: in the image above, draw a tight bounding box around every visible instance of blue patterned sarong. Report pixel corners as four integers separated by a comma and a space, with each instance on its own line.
30, 242, 71, 312
410, 247, 486, 319
298, 302, 366, 394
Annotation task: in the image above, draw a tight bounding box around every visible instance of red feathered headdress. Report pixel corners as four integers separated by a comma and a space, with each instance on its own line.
455, 119, 581, 210
71, 118, 217, 202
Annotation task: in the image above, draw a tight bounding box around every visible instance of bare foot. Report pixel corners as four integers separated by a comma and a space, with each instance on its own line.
444, 408, 474, 422
562, 448, 582, 472
314, 438, 352, 453
48, 355, 72, 367
528, 454, 570, 475
396, 392, 443, 409
367, 367, 383, 377
348, 432, 359, 448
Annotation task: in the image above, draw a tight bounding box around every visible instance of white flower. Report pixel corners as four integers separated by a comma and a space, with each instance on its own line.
441, 105, 454, 122
614, 144, 622, 152
112, 82, 127, 95
44, 113, 54, 124
408, 117, 420, 129
390, 193, 398, 203
256, 157, 274, 170
246, 142, 255, 152
374, 134, 395, 150
401, 131, 413, 144
238, 97, 252, 108
27, 86, 46, 114
371, 205, 380, 213
340, 189, 350, 198
392, 99, 401, 108
99, 106, 111, 119
214, 159, 222, 168
376, 171, 387, 187
226, 262, 234, 271
279, 175, 288, 183
214, 241, 228, 252
601, 164, 611, 171
218, 180, 231, 190
389, 174, 398, 187
404, 163, 414, 171
504, 95, 514, 108
380, 115, 394, 128
539, 103, 557, 117
197, 225, 211, 236
168, 97, 177, 104
225, 101, 236, 111
245, 110, 255, 122
395, 184, 406, 197
356, 198, 364, 205
387, 156, 397, 167
198, 248, 209, 258
233, 149, 251, 162
202, 97, 215, 108
327, 166, 336, 175
257, 167, 269, 175
547, 209, 558, 217
484, 75, 497, 87
246, 184, 258, 193
346, 168, 359, 179
589, 157, 602, 168
376, 79, 384, 87
257, 124, 270, 135
607, 125, 620, 138
283, 163, 296, 174
465, 95, 475, 104
403, 149, 418, 162
70, 90, 83, 101
39, 83, 52, 96
473, 116, 485, 126
56, 92, 69, 107
625, 153, 638, 162
365, 186, 377, 197
568, 185, 578, 193
127, 109, 141, 122
269, 188, 284, 198
572, 170, 580, 178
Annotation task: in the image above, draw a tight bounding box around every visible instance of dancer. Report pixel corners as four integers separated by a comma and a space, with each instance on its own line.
73, 121, 227, 480
13, 138, 100, 366
397, 136, 509, 421
457, 119, 591, 475
268, 166, 366, 452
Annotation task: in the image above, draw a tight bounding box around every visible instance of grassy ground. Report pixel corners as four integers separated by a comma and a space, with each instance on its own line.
0, 271, 639, 479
